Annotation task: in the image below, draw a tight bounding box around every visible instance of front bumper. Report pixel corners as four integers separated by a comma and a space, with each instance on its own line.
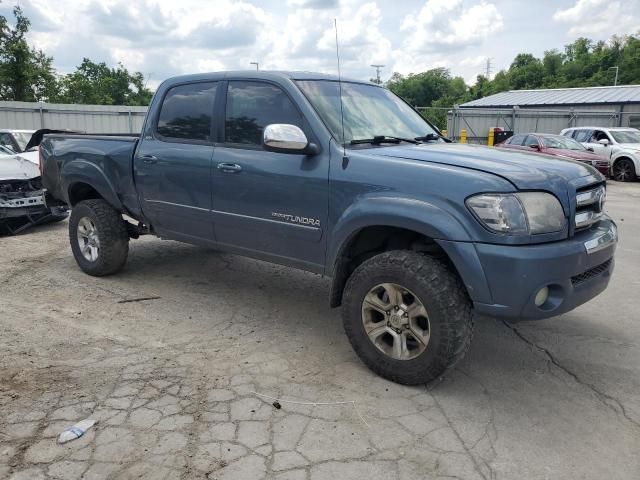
442, 217, 617, 321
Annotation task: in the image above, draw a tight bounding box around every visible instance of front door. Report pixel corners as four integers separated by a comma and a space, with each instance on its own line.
135, 81, 218, 241
585, 129, 613, 158
211, 80, 329, 271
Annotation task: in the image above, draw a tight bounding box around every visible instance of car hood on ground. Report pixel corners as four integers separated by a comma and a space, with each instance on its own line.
0, 154, 40, 181
365, 142, 600, 190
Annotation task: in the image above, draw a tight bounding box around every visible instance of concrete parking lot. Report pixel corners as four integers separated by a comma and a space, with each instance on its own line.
1, 182, 638, 480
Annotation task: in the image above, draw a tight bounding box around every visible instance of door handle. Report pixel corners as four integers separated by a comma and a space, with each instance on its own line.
141, 155, 158, 164
217, 162, 242, 173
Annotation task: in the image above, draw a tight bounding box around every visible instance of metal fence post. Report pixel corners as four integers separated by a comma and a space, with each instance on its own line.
453, 105, 459, 140
128, 108, 133, 133
512, 105, 519, 133
39, 102, 44, 128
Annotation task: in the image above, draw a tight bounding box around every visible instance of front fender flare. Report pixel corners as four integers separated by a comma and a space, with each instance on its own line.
326, 195, 494, 307
327, 195, 472, 275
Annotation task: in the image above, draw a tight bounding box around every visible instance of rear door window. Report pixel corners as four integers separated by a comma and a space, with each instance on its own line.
524, 135, 539, 147
574, 129, 593, 143
224, 81, 303, 147
156, 82, 218, 142
508, 134, 526, 146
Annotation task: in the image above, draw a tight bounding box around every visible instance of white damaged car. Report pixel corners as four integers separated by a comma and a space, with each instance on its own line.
0, 142, 68, 234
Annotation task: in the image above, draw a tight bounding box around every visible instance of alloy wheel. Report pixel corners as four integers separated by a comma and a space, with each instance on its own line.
361, 283, 431, 360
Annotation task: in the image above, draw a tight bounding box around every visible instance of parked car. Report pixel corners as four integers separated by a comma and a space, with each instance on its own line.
0, 150, 68, 234
560, 126, 640, 182
39, 71, 617, 385
495, 133, 610, 176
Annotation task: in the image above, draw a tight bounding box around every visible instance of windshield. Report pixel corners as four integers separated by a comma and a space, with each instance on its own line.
296, 80, 438, 144
12, 132, 32, 151
610, 130, 640, 144
541, 135, 586, 151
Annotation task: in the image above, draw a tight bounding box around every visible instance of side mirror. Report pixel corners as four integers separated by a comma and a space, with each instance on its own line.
528, 144, 540, 150
597, 138, 610, 146
263, 124, 318, 155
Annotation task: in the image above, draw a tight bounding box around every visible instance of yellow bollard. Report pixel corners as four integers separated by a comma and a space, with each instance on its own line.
460, 129, 467, 144
487, 128, 495, 147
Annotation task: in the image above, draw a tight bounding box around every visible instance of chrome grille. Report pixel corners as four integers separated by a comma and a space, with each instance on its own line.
575, 184, 605, 230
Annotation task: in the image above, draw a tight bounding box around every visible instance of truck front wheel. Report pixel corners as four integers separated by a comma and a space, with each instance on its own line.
342, 250, 473, 385
69, 199, 129, 276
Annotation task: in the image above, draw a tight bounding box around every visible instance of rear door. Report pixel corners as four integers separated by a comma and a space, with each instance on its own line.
211, 80, 329, 271
135, 81, 219, 241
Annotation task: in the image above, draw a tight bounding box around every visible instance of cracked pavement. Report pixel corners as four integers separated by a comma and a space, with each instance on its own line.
1, 182, 639, 479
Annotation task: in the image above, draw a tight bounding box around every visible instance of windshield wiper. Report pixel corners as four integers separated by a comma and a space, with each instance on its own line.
414, 133, 441, 142
416, 132, 453, 143
350, 135, 420, 145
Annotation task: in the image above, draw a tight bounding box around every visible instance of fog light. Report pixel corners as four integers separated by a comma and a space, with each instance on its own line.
534, 286, 549, 307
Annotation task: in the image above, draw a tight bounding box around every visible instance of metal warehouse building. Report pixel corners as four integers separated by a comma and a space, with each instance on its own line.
446, 84, 640, 143
0, 101, 148, 133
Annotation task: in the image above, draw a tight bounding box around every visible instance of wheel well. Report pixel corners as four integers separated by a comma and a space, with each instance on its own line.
68, 182, 101, 206
329, 226, 458, 308
614, 156, 635, 167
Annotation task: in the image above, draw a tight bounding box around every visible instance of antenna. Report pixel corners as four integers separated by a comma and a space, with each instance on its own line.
334, 19, 347, 160
485, 57, 493, 79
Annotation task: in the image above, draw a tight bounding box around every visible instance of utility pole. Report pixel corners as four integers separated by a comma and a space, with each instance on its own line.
250, 62, 259, 71
485, 57, 493, 79
609, 66, 619, 86
370, 64, 384, 85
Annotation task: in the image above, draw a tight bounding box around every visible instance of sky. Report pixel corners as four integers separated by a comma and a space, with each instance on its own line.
2, 0, 639, 88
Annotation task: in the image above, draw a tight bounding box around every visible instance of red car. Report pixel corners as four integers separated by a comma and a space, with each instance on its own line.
495, 133, 610, 176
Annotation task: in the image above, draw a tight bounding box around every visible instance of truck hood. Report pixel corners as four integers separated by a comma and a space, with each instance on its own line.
0, 154, 40, 181
366, 143, 601, 190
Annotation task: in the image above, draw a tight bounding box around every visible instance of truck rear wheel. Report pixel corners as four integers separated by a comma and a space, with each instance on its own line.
69, 199, 129, 276
342, 250, 473, 385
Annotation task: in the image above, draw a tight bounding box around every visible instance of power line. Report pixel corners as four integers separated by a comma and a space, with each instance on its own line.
370, 64, 385, 85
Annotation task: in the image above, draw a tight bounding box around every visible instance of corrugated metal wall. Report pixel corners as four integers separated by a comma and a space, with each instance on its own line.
0, 101, 149, 133
445, 105, 638, 143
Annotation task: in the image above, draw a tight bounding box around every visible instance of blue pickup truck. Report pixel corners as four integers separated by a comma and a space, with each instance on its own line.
40, 71, 617, 384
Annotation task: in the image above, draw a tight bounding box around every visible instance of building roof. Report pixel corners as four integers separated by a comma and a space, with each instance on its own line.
461, 84, 640, 108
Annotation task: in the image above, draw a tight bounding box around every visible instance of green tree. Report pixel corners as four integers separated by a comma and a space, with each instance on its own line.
55, 58, 152, 106
386, 68, 470, 129
0, 6, 58, 101
507, 53, 545, 90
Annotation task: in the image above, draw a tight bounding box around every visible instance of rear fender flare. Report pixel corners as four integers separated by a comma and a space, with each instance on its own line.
62, 159, 122, 210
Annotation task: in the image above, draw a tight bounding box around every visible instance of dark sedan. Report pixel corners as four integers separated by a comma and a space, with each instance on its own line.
496, 133, 610, 176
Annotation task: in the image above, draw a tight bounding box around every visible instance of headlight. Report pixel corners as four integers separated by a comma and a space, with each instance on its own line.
466, 192, 565, 235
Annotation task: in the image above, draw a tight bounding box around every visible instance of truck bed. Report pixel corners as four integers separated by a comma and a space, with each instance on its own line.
40, 133, 143, 219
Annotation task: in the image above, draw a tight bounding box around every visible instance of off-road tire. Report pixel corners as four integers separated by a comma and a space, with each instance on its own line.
69, 199, 129, 276
342, 250, 473, 385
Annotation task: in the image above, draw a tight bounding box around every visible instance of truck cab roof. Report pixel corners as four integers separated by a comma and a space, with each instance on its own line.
160, 70, 374, 87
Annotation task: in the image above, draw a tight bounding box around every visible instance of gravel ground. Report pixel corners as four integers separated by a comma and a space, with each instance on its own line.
1, 181, 638, 480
